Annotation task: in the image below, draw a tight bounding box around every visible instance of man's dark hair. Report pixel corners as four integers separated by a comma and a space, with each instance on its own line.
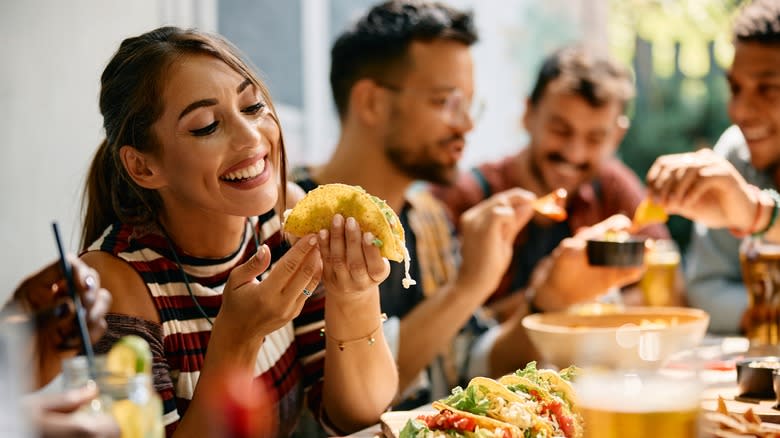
733, 0, 780, 44
528, 45, 635, 110
330, 0, 478, 119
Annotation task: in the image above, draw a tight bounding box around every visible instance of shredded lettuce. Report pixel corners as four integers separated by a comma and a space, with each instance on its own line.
444, 386, 490, 416
399, 419, 427, 438
372, 237, 384, 247
506, 383, 531, 395
515, 361, 539, 379
558, 365, 580, 382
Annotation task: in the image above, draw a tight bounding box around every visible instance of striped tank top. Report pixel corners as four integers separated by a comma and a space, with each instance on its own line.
87, 211, 328, 437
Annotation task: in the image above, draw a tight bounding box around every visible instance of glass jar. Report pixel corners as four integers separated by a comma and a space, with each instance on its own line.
739, 236, 780, 349
639, 239, 680, 307
62, 355, 164, 438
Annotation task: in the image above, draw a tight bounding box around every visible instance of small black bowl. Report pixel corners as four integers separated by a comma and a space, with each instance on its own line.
737, 357, 780, 399
586, 238, 646, 267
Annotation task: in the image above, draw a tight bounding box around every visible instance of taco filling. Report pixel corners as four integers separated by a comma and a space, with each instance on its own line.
400, 409, 516, 438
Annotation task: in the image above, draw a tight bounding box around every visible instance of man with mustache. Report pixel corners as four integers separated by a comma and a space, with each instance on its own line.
293, 0, 544, 410
434, 45, 674, 320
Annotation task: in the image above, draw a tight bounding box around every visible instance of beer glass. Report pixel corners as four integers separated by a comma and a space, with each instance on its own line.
740, 237, 780, 347
576, 371, 701, 438
639, 239, 680, 307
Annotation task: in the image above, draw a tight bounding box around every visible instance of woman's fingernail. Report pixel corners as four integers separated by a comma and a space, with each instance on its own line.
333, 214, 343, 227
84, 275, 96, 291
346, 217, 357, 231
364, 232, 374, 244
319, 229, 329, 241
308, 235, 318, 246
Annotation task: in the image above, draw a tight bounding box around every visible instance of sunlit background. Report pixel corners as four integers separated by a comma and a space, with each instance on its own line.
0, 0, 746, 298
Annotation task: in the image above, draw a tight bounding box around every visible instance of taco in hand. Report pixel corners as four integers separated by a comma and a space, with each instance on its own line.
283, 183, 415, 287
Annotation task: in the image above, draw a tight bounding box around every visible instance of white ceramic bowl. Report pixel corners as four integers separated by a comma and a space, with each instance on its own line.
522, 307, 710, 369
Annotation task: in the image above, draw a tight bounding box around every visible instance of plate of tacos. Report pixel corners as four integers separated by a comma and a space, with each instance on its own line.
391, 362, 583, 438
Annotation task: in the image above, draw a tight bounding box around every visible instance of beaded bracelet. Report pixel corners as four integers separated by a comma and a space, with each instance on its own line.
753, 188, 780, 238
320, 313, 388, 351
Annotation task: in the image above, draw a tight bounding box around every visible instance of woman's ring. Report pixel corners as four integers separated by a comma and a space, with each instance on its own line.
302, 288, 313, 297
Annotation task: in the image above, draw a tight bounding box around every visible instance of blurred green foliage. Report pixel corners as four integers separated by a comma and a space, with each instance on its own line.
609, 0, 746, 254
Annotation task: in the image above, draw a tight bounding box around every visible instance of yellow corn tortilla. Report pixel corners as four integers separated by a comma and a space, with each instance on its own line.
498, 375, 583, 438
430, 401, 523, 438
463, 377, 557, 437
284, 183, 406, 262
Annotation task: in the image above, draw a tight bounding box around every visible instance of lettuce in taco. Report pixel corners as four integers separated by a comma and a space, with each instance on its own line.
438, 378, 554, 437
499, 363, 583, 438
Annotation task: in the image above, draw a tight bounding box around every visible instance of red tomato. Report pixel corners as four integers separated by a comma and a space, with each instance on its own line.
418, 409, 477, 433
542, 400, 575, 438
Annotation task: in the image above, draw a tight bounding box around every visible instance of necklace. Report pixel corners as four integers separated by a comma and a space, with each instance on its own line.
159, 219, 260, 326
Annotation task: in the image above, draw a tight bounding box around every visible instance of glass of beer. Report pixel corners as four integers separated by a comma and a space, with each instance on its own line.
740, 237, 780, 347
639, 239, 680, 307
576, 371, 701, 438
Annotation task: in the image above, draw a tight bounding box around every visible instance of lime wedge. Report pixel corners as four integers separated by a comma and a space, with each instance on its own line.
107, 335, 152, 377
112, 399, 145, 438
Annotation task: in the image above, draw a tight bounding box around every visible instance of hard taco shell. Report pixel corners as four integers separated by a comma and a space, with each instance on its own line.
430, 401, 523, 438
283, 183, 405, 262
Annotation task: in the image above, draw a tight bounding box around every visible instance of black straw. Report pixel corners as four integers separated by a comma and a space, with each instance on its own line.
52, 222, 95, 374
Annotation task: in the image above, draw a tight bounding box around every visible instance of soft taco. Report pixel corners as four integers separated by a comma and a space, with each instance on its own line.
283, 183, 415, 287
399, 408, 521, 438
436, 378, 555, 437
499, 363, 583, 438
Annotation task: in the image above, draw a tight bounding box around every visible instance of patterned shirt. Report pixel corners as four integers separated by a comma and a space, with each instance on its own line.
432, 153, 670, 302
87, 211, 328, 437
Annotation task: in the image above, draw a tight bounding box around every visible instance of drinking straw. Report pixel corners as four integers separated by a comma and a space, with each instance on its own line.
52, 222, 95, 374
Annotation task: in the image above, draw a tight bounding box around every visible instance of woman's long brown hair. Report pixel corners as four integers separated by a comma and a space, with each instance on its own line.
81, 27, 287, 249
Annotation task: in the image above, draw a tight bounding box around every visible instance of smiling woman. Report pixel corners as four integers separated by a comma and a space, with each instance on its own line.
76, 26, 398, 437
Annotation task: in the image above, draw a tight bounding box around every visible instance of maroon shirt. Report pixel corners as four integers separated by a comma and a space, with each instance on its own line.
433, 152, 669, 302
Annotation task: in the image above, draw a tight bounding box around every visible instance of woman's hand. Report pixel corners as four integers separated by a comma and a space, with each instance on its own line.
217, 236, 322, 341
25, 385, 120, 438
646, 149, 757, 230
7, 256, 112, 351
318, 214, 390, 300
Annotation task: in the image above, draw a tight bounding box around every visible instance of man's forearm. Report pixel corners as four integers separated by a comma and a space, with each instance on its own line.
488, 303, 539, 377
397, 281, 491, 393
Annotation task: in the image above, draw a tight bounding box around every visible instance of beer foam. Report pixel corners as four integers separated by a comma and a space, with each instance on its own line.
646, 252, 680, 264
576, 372, 701, 413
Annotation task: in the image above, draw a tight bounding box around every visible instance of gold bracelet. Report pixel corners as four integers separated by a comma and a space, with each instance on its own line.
320, 313, 388, 351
